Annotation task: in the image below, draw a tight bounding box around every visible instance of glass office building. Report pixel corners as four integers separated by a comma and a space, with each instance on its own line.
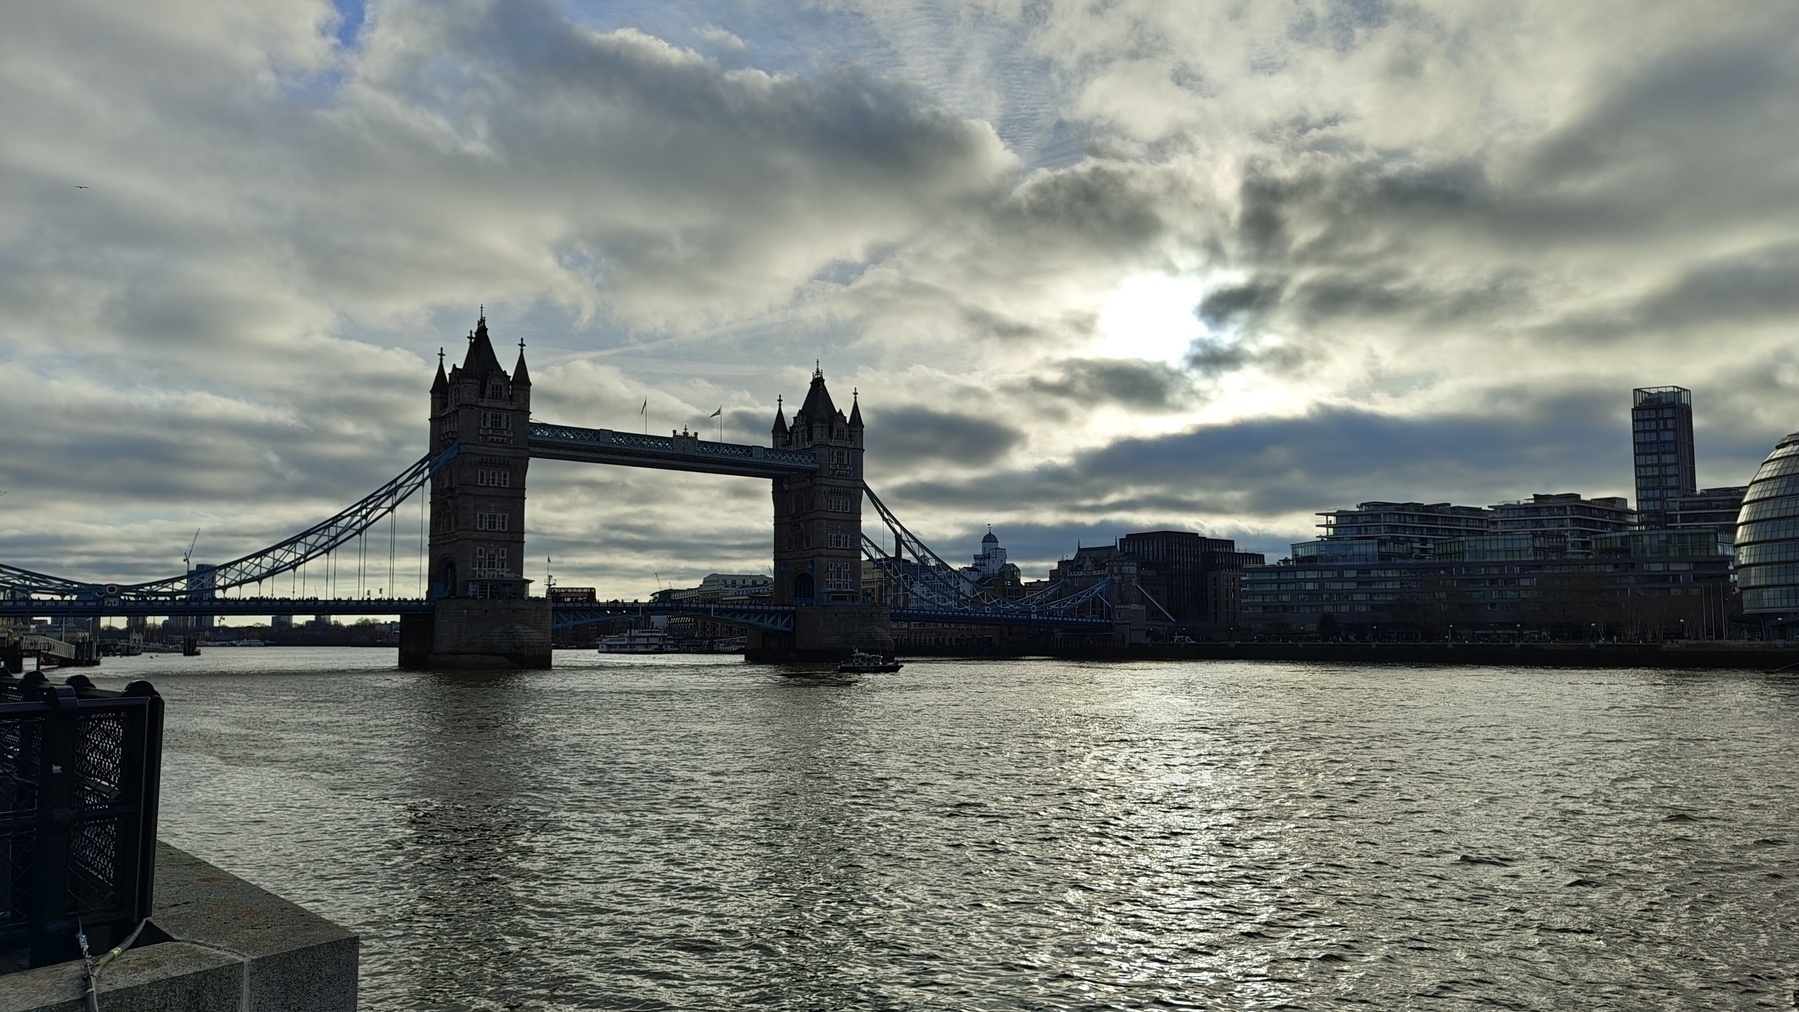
1735, 432, 1799, 630
1632, 386, 1697, 529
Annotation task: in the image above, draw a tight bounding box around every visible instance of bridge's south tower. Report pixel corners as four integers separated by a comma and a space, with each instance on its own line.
771, 368, 863, 604
763, 369, 892, 659
403, 312, 550, 668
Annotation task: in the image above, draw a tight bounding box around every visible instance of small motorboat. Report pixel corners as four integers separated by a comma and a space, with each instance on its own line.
836, 650, 902, 674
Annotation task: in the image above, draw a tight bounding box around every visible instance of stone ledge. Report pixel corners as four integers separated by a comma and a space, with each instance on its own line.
2, 842, 358, 1012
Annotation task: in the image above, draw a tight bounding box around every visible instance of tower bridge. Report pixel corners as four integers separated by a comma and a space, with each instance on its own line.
1, 313, 1133, 667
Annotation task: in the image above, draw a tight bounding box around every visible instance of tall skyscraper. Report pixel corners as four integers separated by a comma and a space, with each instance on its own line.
1632, 386, 1696, 529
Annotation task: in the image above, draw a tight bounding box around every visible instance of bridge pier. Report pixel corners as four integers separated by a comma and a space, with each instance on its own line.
400, 599, 552, 669
746, 603, 893, 662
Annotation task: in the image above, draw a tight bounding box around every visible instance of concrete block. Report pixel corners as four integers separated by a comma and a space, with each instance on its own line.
153, 843, 359, 1012
0, 942, 241, 1012
0, 843, 358, 1012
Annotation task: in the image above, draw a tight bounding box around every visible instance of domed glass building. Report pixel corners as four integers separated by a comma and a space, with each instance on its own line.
1735, 432, 1799, 627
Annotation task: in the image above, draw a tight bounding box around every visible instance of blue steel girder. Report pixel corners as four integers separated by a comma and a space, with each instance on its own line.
529, 423, 818, 479
1, 444, 460, 603
0, 597, 434, 618
888, 606, 1111, 630
0, 564, 98, 599
553, 601, 794, 633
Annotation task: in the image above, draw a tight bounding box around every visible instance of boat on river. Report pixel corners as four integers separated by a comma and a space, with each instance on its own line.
836, 650, 902, 674
597, 628, 673, 653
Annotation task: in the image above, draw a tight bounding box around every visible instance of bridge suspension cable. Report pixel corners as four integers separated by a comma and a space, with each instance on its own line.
858, 483, 1116, 619
859, 484, 1008, 611
0, 443, 461, 601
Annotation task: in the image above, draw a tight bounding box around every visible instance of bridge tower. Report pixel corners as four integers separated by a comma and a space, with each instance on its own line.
758, 368, 893, 660
400, 311, 551, 668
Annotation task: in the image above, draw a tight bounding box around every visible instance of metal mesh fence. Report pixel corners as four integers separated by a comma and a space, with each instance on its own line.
0, 674, 162, 970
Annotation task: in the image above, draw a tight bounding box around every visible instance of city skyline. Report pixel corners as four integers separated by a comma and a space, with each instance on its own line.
7, 1, 1799, 596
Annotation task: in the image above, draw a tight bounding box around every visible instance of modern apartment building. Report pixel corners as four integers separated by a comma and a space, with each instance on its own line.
1632, 386, 1697, 529
1312, 502, 1492, 560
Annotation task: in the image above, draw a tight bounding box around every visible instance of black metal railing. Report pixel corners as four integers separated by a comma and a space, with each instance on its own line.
1, 672, 162, 970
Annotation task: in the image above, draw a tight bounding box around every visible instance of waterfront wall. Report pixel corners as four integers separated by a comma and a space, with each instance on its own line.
2, 843, 357, 1012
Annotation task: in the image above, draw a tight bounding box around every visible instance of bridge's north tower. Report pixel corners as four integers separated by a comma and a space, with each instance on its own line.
429, 312, 531, 600
403, 312, 550, 668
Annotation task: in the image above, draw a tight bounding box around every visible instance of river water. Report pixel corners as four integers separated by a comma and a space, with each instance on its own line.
88, 648, 1799, 1010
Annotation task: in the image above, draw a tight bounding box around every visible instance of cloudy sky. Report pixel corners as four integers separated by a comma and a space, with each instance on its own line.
6, 0, 1799, 597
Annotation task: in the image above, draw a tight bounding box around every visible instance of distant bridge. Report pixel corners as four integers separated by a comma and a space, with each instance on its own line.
2, 319, 1146, 662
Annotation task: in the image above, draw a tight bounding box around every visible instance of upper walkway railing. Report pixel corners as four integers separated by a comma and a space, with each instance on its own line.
528, 423, 818, 478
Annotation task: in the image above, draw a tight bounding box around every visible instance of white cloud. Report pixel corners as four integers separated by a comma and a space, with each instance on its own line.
5, 0, 1799, 594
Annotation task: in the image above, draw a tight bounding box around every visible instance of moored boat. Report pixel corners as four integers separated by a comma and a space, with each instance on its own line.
836, 650, 901, 674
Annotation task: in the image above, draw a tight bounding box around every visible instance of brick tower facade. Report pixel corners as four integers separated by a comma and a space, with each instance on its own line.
404, 311, 550, 669
429, 312, 532, 600
770, 368, 865, 605
758, 368, 892, 661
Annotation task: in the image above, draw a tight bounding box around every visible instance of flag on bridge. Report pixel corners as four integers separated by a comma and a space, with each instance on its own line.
710, 407, 722, 418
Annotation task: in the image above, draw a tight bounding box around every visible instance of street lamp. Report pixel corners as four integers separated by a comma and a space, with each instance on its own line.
1448, 623, 1454, 645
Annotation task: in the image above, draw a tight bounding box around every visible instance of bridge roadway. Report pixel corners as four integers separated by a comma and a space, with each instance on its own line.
552, 601, 1108, 633
3, 597, 1111, 632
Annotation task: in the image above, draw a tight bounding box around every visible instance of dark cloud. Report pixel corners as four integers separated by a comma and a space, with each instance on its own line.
1634, 242, 1799, 327
1183, 339, 1252, 376
1196, 279, 1284, 329
997, 162, 1167, 251
862, 406, 1025, 470
884, 386, 1652, 547
1022, 359, 1195, 411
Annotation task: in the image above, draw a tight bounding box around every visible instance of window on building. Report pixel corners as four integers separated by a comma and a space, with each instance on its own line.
476, 513, 510, 531
474, 547, 509, 578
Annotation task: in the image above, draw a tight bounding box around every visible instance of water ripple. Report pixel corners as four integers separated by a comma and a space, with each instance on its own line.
88, 651, 1799, 1010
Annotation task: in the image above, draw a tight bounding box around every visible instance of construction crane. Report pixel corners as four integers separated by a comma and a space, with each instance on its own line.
183, 529, 200, 571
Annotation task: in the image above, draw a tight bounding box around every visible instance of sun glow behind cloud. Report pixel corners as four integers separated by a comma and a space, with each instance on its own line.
1091, 274, 1210, 365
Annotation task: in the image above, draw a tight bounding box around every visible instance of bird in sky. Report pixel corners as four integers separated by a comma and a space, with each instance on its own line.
74, 184, 88, 189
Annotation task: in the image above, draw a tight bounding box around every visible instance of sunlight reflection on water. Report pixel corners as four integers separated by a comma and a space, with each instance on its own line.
93, 649, 1799, 1010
